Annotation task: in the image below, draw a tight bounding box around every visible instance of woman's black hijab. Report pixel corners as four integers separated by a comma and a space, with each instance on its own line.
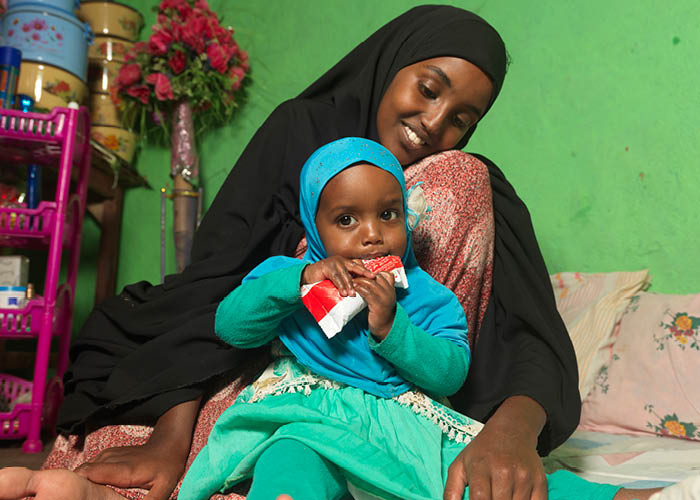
59, 5, 579, 454
297, 5, 506, 147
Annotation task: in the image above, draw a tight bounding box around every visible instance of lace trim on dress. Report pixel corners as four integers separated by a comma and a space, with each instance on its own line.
394, 390, 484, 443
243, 358, 484, 442
246, 361, 343, 404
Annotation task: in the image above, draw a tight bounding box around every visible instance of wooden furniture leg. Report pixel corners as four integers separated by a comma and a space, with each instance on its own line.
93, 188, 124, 305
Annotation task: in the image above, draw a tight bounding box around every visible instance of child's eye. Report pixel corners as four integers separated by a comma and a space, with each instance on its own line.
337, 215, 357, 226
380, 210, 400, 221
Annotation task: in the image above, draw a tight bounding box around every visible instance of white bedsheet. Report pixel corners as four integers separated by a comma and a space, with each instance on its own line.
543, 430, 700, 488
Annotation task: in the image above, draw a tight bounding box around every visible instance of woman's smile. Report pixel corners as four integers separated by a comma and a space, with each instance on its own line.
403, 124, 427, 147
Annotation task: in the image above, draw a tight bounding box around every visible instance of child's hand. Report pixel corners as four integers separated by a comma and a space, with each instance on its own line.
301, 256, 375, 297
353, 271, 396, 340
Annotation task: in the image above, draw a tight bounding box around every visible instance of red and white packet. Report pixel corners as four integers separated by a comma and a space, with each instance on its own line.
301, 255, 408, 339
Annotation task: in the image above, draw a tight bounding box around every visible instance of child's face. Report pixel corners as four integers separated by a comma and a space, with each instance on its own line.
315, 163, 407, 260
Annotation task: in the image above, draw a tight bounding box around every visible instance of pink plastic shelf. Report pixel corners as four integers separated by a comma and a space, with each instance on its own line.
0, 374, 32, 440
0, 105, 89, 452
0, 202, 57, 245
0, 374, 63, 441
0, 107, 88, 166
0, 197, 78, 248
0, 298, 45, 337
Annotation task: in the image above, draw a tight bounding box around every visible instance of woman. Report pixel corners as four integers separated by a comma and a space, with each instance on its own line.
2, 5, 579, 500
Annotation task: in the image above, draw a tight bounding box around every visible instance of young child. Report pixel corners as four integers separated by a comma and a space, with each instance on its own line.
176, 138, 673, 500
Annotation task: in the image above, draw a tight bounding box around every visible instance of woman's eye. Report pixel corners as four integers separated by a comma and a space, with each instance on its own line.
381, 210, 399, 221
453, 115, 468, 129
338, 215, 357, 226
419, 83, 437, 99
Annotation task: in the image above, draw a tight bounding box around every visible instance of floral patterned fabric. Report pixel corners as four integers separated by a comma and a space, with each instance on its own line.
580, 291, 700, 441
549, 270, 650, 399
42, 150, 494, 499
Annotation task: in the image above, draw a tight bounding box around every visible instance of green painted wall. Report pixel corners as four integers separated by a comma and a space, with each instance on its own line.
72, 0, 700, 333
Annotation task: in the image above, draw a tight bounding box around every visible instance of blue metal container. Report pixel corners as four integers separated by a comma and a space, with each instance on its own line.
1, 2, 93, 81
7, 0, 81, 14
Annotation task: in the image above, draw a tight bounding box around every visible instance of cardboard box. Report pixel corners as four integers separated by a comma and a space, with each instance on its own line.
0, 286, 26, 308
0, 255, 29, 286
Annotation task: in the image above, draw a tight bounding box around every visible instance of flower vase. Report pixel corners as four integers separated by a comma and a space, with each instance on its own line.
170, 101, 200, 273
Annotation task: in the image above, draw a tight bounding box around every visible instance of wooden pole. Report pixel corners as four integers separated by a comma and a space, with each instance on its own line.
172, 174, 198, 272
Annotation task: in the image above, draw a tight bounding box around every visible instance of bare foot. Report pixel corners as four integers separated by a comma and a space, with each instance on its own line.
0, 467, 127, 500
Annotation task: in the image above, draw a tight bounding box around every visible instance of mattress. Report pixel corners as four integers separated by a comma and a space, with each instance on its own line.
543, 430, 700, 489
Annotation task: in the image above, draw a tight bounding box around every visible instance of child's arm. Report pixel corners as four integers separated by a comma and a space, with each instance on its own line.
369, 304, 469, 397
354, 272, 468, 397
215, 263, 307, 348
217, 256, 375, 347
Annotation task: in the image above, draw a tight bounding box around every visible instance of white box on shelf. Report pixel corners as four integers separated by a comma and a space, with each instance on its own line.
0, 286, 26, 308
0, 255, 29, 286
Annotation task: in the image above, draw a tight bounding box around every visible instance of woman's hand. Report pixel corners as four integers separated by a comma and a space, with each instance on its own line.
444, 396, 548, 500
75, 398, 201, 500
301, 256, 375, 296
353, 271, 396, 340
74, 441, 183, 500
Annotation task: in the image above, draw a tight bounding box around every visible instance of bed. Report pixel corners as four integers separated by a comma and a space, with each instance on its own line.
547, 271, 700, 489
545, 429, 700, 488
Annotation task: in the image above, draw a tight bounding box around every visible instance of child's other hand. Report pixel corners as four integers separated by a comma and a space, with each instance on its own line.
353, 271, 396, 340
301, 256, 375, 297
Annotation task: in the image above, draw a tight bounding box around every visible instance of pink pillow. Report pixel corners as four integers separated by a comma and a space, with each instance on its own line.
550, 270, 649, 399
579, 291, 700, 440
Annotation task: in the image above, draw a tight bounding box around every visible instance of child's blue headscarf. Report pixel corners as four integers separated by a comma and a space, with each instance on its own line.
243, 138, 468, 398
299, 136, 412, 263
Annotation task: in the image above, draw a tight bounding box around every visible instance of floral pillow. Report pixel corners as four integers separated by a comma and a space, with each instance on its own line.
550, 270, 650, 399
579, 291, 700, 440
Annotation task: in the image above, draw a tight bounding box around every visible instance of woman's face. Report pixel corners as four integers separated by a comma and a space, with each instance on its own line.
376, 56, 494, 166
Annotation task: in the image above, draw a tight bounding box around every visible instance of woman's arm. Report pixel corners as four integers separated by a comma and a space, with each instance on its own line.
463, 154, 581, 453
369, 304, 469, 396
434, 154, 575, 500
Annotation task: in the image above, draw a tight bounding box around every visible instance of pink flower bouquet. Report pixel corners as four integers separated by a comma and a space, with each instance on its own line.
113, 0, 249, 141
